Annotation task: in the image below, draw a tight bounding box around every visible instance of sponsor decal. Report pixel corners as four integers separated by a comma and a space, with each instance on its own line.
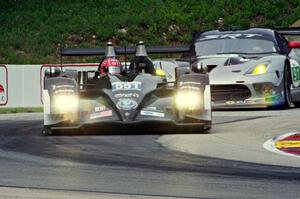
52, 85, 75, 90
223, 100, 246, 105
225, 101, 235, 105
95, 105, 107, 112
112, 81, 142, 92
263, 132, 300, 157
114, 93, 140, 98
101, 58, 121, 67
90, 110, 112, 119
144, 106, 157, 110
199, 34, 263, 41
116, 98, 138, 110
178, 81, 201, 90
179, 82, 201, 86
179, 86, 200, 90
140, 110, 165, 118
200, 54, 239, 59
53, 89, 75, 94
179, 81, 201, 86
52, 85, 76, 94
235, 100, 245, 104
0, 84, 4, 93
0, 66, 8, 105
244, 99, 256, 104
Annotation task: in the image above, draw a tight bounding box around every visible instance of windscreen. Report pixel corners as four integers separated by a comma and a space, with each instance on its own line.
195, 38, 277, 56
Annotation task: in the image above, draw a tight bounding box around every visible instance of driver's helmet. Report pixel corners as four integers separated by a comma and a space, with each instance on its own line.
99, 58, 122, 75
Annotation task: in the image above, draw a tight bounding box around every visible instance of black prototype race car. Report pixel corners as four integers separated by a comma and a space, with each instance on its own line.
42, 42, 212, 135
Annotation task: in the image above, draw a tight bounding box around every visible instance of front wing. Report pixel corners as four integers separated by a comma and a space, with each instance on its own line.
44, 108, 212, 134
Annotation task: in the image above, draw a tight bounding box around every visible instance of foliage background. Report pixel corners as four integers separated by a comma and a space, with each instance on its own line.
0, 0, 300, 63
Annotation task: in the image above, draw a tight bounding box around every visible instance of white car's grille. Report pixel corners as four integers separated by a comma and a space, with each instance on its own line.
211, 84, 251, 101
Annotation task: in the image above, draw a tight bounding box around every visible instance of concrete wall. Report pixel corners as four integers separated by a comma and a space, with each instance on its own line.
0, 64, 98, 108
0, 60, 176, 108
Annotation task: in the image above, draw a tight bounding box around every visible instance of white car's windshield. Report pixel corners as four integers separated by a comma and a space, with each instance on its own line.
195, 38, 277, 56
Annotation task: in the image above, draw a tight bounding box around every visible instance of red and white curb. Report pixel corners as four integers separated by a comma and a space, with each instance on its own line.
263, 132, 300, 158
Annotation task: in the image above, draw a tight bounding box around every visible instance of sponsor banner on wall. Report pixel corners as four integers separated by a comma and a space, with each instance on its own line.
0, 65, 8, 105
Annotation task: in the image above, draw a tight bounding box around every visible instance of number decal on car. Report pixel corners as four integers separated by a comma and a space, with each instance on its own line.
292, 66, 300, 81
112, 81, 142, 92
290, 59, 300, 87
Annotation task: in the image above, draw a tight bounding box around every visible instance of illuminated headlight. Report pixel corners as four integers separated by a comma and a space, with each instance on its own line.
249, 63, 269, 75
53, 94, 79, 113
175, 91, 201, 110
155, 69, 166, 76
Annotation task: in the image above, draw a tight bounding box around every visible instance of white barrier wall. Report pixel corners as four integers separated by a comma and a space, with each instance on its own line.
0, 61, 176, 108
0, 64, 98, 108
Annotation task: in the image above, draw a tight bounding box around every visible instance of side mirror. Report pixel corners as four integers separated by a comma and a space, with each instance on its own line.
191, 61, 208, 73
288, 41, 300, 48
45, 67, 61, 78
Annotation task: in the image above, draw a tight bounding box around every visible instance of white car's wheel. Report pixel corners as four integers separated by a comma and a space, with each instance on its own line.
281, 65, 292, 109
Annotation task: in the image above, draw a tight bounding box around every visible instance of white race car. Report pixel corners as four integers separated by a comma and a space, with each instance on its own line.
190, 27, 300, 109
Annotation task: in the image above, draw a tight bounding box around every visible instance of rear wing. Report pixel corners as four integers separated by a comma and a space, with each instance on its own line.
275, 27, 300, 35
61, 45, 190, 56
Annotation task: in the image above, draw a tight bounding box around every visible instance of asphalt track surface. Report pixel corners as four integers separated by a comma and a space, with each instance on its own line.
0, 111, 300, 199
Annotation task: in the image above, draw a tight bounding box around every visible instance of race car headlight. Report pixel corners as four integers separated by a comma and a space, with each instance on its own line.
53, 94, 79, 113
175, 91, 201, 110
249, 63, 269, 75
156, 68, 166, 76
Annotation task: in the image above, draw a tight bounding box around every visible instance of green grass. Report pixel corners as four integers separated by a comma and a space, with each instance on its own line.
0, 0, 300, 64
0, 107, 43, 114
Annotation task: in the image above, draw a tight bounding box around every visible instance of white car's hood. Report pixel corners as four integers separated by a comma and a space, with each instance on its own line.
197, 54, 264, 84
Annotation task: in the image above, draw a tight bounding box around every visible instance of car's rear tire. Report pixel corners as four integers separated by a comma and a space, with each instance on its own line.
293, 101, 300, 108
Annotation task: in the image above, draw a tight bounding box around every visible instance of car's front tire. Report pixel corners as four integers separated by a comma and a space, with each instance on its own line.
281, 65, 292, 109
42, 127, 52, 136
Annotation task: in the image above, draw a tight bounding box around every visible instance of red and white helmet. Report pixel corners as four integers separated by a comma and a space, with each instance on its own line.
99, 58, 122, 75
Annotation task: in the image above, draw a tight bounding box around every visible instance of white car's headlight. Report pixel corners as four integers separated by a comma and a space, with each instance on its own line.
248, 63, 269, 75
155, 68, 166, 76
53, 94, 79, 113
175, 90, 202, 110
